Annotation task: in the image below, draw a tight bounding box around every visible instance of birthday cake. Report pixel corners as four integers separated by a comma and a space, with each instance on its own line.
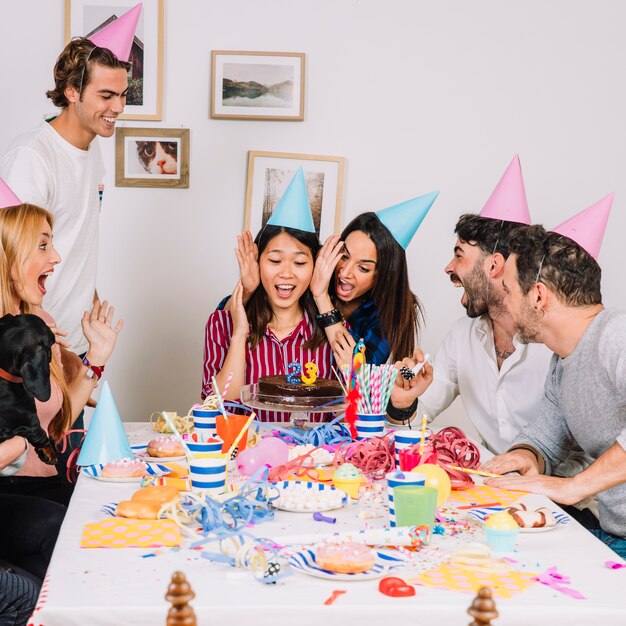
257, 375, 343, 398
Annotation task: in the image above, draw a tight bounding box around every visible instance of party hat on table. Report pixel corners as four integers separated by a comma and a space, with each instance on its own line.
87, 3, 143, 63
0, 177, 21, 209
266, 167, 315, 233
77, 381, 133, 466
550, 193, 614, 260
479, 154, 531, 225
375, 191, 439, 249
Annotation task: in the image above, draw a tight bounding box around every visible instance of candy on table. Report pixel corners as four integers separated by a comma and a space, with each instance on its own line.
274, 483, 345, 511
288, 444, 334, 466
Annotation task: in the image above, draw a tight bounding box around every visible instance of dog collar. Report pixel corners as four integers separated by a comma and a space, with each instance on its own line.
0, 367, 23, 384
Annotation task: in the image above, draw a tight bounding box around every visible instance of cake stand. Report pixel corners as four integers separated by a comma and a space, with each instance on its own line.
240, 384, 346, 429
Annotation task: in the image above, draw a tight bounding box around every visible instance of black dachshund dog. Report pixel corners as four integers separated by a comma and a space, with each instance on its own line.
0, 313, 57, 465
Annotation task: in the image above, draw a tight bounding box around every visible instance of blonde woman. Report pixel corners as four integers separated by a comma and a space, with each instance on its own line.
0, 203, 122, 505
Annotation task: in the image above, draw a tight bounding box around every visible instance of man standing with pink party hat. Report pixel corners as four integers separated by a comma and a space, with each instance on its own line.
483, 194, 626, 559
389, 156, 589, 478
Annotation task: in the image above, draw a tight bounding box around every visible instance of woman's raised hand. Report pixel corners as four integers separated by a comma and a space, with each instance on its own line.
231, 281, 250, 340
81, 300, 124, 366
235, 231, 260, 302
311, 235, 344, 300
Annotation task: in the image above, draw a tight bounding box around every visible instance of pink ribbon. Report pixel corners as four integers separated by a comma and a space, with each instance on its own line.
533, 566, 586, 600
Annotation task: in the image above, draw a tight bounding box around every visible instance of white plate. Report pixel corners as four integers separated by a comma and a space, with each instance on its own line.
466, 508, 571, 532
86, 474, 143, 483
131, 444, 186, 463
289, 548, 407, 581
272, 481, 347, 513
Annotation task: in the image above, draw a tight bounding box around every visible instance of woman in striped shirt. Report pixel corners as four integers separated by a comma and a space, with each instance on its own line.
202, 225, 335, 423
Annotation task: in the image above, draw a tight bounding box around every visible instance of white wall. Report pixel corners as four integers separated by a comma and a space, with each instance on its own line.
1, 1, 625, 434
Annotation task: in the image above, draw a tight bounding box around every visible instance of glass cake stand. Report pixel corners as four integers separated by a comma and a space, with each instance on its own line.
240, 384, 346, 429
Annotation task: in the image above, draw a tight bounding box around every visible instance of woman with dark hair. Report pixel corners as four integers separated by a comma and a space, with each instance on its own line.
310, 193, 438, 367
202, 170, 334, 423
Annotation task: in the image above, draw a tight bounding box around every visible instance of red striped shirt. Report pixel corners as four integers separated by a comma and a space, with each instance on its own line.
202, 310, 336, 423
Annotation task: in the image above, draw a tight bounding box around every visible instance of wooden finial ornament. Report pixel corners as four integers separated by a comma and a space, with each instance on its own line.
165, 571, 197, 626
468, 586, 498, 626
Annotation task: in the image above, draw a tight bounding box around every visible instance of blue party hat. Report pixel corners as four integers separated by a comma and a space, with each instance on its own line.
77, 381, 133, 466
266, 167, 315, 233
375, 191, 439, 249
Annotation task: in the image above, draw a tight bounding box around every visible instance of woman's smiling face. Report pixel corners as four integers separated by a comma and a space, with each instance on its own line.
259, 232, 314, 310
334, 230, 378, 302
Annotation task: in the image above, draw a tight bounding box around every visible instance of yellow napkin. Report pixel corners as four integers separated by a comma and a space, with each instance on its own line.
81, 519, 181, 548
448, 485, 523, 507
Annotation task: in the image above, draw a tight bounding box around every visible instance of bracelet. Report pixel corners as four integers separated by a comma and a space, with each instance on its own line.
82, 356, 105, 381
386, 398, 418, 422
315, 308, 343, 328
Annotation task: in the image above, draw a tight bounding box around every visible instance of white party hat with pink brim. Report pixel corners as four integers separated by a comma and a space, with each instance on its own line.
77, 381, 133, 466
0, 177, 21, 209
551, 193, 614, 260
479, 155, 531, 225
88, 3, 143, 63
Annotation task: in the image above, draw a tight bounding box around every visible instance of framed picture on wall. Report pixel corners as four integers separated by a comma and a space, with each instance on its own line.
65, 0, 164, 120
245, 151, 345, 239
115, 127, 189, 188
211, 51, 305, 121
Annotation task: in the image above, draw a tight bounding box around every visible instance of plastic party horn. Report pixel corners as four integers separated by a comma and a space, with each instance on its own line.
393, 485, 438, 528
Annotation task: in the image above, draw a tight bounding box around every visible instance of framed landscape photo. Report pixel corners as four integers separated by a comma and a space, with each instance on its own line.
211, 51, 305, 121
115, 128, 189, 188
245, 151, 345, 239
65, 0, 164, 120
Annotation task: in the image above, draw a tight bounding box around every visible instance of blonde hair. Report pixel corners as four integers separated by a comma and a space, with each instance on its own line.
0, 204, 72, 440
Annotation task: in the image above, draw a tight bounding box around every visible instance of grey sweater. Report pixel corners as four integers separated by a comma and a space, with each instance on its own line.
513, 309, 626, 538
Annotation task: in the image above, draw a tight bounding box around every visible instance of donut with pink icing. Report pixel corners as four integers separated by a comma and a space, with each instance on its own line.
101, 458, 147, 478
316, 541, 375, 574
146, 435, 185, 458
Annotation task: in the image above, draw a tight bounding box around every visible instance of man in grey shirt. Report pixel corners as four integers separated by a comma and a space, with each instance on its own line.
484, 204, 626, 558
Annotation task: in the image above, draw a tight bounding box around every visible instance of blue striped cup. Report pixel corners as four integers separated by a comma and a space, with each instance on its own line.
189, 457, 226, 495
355, 413, 386, 440
386, 470, 426, 527
394, 429, 431, 468
192, 406, 219, 441
186, 438, 223, 456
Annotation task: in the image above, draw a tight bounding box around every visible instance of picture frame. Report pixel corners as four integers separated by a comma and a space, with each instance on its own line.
65, 0, 164, 120
211, 51, 305, 121
244, 151, 346, 239
115, 127, 189, 188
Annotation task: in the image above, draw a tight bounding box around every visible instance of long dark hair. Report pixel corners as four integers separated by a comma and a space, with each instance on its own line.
246, 225, 325, 350
337, 212, 423, 360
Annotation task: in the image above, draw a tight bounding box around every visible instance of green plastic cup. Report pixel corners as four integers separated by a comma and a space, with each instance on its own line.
393, 485, 438, 527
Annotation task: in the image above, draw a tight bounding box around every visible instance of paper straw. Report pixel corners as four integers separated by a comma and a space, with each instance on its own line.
445, 465, 502, 478
331, 366, 348, 395
221, 371, 234, 399
161, 411, 196, 459
418, 413, 428, 455
225, 412, 256, 460
212, 375, 228, 419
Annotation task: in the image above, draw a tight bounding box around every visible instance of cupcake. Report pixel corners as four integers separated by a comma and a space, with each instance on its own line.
332, 463, 363, 498
484, 511, 520, 552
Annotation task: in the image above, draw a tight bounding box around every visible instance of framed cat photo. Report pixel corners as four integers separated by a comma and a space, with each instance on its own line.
115, 127, 190, 188
65, 0, 164, 120
244, 151, 345, 239
211, 51, 305, 121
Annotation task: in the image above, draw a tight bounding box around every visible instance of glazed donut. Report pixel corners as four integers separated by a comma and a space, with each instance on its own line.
101, 458, 147, 478
115, 500, 161, 520
131, 485, 179, 507
315, 541, 375, 574
146, 435, 185, 458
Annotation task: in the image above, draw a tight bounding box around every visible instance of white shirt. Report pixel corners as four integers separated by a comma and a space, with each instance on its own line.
419, 315, 553, 454
0, 119, 104, 354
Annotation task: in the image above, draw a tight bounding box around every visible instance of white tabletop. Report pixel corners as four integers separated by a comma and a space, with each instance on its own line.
34, 424, 626, 626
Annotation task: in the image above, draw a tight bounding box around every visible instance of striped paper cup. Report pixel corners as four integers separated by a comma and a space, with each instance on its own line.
357, 412, 387, 423
355, 414, 386, 440
189, 457, 226, 495
186, 438, 223, 456
192, 406, 219, 441
386, 470, 426, 527
394, 429, 431, 468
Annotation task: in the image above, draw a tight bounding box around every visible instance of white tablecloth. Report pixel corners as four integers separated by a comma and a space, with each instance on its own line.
34, 424, 626, 626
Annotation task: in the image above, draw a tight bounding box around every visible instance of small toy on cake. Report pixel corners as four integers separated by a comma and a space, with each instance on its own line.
315, 541, 375, 574
101, 458, 147, 478
506, 503, 556, 528
146, 435, 186, 458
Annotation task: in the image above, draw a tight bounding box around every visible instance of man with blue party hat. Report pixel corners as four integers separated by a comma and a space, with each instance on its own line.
389, 157, 589, 479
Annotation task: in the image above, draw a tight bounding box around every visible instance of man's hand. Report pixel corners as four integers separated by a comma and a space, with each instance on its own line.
485, 474, 582, 505
390, 349, 433, 408
482, 449, 540, 476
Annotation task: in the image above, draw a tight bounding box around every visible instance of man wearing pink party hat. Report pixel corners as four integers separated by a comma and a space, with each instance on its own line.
389, 156, 589, 478
483, 195, 626, 558
0, 3, 141, 358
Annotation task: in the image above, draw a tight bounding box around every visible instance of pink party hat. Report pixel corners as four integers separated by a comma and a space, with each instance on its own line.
0, 177, 21, 209
479, 155, 531, 225
88, 3, 142, 62
551, 193, 614, 260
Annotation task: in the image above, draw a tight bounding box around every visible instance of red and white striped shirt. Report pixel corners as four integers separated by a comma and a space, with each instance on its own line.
202, 310, 335, 423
